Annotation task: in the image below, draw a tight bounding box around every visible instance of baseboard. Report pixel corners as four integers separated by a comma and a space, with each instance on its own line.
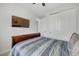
0, 49, 10, 55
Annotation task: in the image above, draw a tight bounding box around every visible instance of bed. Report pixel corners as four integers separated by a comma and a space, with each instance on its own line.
10, 33, 79, 56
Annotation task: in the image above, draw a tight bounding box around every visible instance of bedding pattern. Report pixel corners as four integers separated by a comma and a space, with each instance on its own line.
10, 37, 71, 56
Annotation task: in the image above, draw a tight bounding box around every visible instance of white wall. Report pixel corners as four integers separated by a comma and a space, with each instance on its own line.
0, 4, 38, 54
76, 7, 79, 34
38, 8, 77, 41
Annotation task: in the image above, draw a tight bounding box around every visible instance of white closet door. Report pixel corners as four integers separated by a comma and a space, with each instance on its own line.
60, 9, 76, 36
47, 9, 76, 41
38, 9, 76, 41
56, 9, 76, 41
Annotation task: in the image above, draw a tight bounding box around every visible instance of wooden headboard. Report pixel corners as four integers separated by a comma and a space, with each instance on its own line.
12, 33, 40, 47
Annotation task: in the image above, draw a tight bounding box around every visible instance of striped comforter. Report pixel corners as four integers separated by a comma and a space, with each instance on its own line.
10, 37, 71, 56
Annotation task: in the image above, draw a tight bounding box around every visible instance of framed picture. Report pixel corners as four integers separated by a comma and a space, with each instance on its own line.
12, 16, 30, 28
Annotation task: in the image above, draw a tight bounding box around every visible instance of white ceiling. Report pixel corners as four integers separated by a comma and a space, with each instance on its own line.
17, 3, 79, 18
2, 3, 79, 18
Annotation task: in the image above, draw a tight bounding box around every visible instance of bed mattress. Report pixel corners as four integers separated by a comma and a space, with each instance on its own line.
10, 37, 71, 56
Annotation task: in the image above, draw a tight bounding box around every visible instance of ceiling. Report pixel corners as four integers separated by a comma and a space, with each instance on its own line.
18, 3, 79, 18
2, 3, 79, 18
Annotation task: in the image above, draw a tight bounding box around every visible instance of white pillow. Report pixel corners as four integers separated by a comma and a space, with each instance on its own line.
72, 40, 79, 56
69, 33, 79, 47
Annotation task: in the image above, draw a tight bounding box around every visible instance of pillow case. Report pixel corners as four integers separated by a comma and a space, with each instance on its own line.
69, 33, 79, 47
72, 40, 79, 56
